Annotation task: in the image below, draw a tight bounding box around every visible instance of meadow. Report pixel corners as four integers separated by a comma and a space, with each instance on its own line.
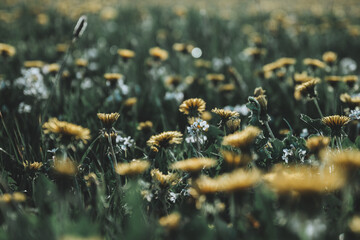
1, 0, 360, 239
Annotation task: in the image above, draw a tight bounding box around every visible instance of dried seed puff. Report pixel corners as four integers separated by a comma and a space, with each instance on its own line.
171, 158, 216, 173
263, 164, 346, 194
0, 43, 16, 57
97, 113, 120, 129
43, 118, 91, 144
322, 51, 337, 64
147, 131, 183, 149
117, 49, 135, 60
222, 126, 261, 150
303, 58, 326, 69
149, 47, 168, 61
321, 115, 350, 132
159, 212, 181, 230
306, 136, 330, 154
179, 98, 206, 115
294, 78, 320, 100
194, 168, 261, 194
115, 160, 150, 176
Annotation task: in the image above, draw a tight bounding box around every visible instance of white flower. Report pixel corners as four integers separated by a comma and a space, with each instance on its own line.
14, 68, 48, 99
164, 91, 184, 103
18, 102, 32, 113
340, 58, 357, 74
168, 192, 179, 203
116, 135, 135, 151
80, 78, 93, 89
349, 109, 360, 120
300, 128, 309, 138
282, 148, 293, 164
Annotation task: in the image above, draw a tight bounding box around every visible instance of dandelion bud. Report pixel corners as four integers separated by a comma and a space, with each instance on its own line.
73, 15, 88, 39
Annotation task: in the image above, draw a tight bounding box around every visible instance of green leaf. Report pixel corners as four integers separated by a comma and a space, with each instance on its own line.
300, 114, 330, 135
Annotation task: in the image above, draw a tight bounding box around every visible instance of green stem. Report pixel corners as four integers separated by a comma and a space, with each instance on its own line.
313, 98, 324, 118
107, 133, 117, 168
264, 121, 275, 139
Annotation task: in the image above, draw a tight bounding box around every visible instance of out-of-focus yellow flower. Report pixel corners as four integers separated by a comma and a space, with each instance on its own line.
115, 160, 150, 176
43, 118, 91, 144
222, 126, 261, 151
117, 49, 135, 61
149, 47, 168, 61
171, 158, 216, 173
0, 43, 16, 57
159, 212, 181, 230
53, 157, 77, 176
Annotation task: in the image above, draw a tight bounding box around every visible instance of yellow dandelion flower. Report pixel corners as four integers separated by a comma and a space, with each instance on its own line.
47, 63, 60, 74
159, 212, 181, 230
206, 74, 225, 83
254, 87, 266, 97
222, 126, 261, 150
279, 129, 290, 135
115, 160, 150, 176
277, 57, 296, 68
201, 111, 212, 122
53, 157, 77, 176
124, 97, 137, 108
165, 75, 182, 88
327, 149, 360, 169
24, 60, 45, 68
97, 113, 120, 129
117, 49, 135, 61
226, 118, 241, 133
294, 78, 320, 100
243, 47, 266, 58
349, 215, 360, 234
219, 84, 236, 93
0, 193, 12, 203
321, 115, 350, 132
23, 161, 43, 171
151, 169, 179, 186
322, 51, 337, 64
194, 169, 261, 194
100, 7, 117, 21
149, 47, 168, 61
263, 62, 281, 73
104, 73, 123, 84
56, 43, 69, 53
173, 43, 193, 54
303, 58, 326, 69
137, 121, 153, 131
147, 131, 183, 149
36, 13, 49, 25
306, 136, 330, 154
12, 192, 26, 202
221, 150, 251, 166
325, 76, 342, 87
194, 59, 211, 69
294, 71, 312, 85
340, 93, 360, 109
263, 164, 346, 194
171, 158, 216, 173
179, 98, 206, 116
343, 75, 358, 88
84, 173, 99, 187
211, 108, 240, 121
43, 118, 91, 144
75, 58, 88, 67
0, 43, 16, 57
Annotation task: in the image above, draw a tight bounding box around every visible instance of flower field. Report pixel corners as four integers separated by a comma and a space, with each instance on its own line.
2, 0, 360, 239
